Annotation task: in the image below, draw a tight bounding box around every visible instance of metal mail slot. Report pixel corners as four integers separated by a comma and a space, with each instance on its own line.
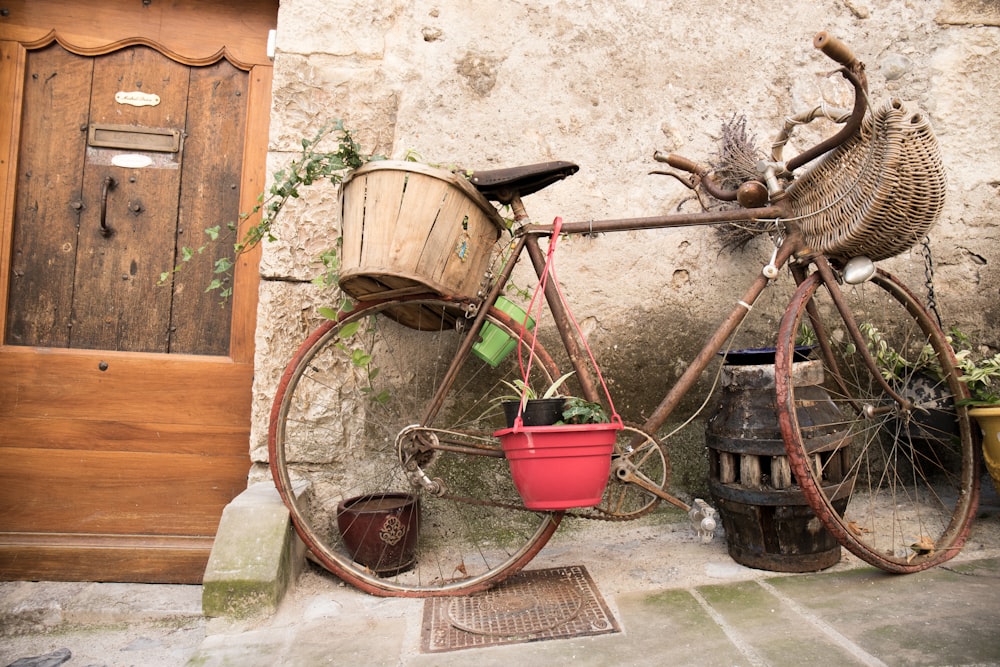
88, 124, 182, 153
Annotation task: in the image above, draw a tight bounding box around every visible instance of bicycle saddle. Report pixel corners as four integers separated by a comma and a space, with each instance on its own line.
468, 161, 579, 204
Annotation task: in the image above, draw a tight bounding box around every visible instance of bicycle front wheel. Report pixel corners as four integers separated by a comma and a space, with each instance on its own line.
269, 296, 563, 596
776, 269, 979, 572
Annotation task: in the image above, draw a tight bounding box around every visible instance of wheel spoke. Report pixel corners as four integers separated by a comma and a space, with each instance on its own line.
776, 270, 979, 571
268, 297, 563, 596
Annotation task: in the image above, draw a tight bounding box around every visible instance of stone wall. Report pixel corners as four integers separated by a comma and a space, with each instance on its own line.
249, 0, 1000, 495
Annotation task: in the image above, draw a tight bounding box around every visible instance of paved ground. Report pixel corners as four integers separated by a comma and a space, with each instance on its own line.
3, 483, 999, 667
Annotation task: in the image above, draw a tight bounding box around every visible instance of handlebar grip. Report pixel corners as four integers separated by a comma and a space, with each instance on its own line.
814, 31, 857, 67
655, 152, 703, 175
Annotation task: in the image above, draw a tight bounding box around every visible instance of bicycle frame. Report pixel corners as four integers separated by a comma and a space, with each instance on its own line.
416, 184, 914, 469
415, 29, 883, 445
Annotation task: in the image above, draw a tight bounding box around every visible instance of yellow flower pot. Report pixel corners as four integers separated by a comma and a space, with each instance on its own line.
969, 406, 1000, 494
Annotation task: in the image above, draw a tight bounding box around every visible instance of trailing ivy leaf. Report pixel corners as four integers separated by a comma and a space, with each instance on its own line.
317, 307, 339, 321
350, 349, 372, 367
339, 320, 360, 338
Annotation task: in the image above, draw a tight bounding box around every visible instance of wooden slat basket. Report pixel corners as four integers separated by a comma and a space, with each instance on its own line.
339, 161, 505, 307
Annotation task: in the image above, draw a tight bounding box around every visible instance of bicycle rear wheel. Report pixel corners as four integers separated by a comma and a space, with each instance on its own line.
776, 269, 979, 572
269, 296, 562, 596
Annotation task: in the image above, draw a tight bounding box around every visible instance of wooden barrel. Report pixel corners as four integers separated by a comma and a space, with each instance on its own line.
339, 161, 505, 313
706, 354, 852, 572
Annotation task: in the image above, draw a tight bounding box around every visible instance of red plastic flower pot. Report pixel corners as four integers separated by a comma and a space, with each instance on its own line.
494, 422, 620, 510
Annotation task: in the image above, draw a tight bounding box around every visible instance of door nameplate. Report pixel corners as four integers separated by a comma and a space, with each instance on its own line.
88, 124, 182, 153
114, 91, 161, 107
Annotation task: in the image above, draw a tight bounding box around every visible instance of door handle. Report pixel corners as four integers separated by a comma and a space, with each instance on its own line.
100, 176, 116, 237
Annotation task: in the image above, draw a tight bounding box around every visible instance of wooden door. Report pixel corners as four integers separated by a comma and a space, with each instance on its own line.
0, 0, 276, 583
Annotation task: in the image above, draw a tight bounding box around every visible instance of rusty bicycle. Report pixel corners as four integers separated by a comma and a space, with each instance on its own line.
268, 32, 980, 597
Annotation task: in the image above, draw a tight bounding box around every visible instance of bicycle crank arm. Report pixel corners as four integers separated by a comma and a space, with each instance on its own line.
611, 459, 690, 512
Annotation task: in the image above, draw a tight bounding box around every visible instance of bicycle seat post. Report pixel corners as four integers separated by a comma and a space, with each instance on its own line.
509, 194, 530, 226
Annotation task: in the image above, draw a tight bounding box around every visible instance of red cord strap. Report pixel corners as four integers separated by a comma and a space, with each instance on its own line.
514, 217, 622, 429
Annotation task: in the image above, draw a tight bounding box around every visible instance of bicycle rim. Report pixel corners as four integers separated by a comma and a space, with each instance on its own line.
269, 296, 563, 596
776, 269, 979, 572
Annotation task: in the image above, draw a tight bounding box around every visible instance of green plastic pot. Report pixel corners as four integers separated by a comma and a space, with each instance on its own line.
472, 296, 535, 367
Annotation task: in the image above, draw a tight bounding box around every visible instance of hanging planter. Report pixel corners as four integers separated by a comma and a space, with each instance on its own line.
473, 296, 535, 367
494, 216, 623, 510
495, 421, 620, 510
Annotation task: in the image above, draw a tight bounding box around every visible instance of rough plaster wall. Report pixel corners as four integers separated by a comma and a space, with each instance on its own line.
249, 0, 1000, 496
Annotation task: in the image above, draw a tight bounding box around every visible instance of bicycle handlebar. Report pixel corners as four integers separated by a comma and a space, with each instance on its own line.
813, 31, 857, 68
656, 31, 868, 200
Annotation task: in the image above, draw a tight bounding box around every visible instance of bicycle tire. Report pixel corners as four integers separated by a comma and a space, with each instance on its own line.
775, 269, 979, 572
269, 295, 563, 596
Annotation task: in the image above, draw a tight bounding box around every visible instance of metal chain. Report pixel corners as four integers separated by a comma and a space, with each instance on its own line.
921, 236, 944, 329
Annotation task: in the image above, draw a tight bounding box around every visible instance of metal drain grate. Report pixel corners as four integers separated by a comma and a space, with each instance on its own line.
421, 565, 619, 653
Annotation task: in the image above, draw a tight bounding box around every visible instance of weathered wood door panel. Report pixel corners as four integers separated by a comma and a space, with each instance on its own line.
4, 44, 91, 349
71, 46, 190, 353
0, 0, 275, 583
8, 44, 243, 355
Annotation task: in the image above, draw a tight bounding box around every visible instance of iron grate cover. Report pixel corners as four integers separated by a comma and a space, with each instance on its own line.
421, 565, 619, 653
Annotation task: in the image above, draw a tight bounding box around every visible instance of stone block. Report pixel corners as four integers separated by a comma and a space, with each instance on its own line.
202, 481, 309, 619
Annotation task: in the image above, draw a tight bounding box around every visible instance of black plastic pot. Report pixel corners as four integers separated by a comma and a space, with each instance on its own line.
719, 346, 815, 366
502, 398, 566, 428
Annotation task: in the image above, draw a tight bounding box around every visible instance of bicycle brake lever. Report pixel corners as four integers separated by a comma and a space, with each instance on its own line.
763, 245, 781, 279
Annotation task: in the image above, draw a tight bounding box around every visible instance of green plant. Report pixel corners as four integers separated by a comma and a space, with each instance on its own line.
560, 396, 610, 424
334, 313, 390, 405
848, 322, 1000, 406
796, 323, 817, 348
843, 321, 939, 384
492, 372, 610, 424
949, 328, 1000, 406
159, 119, 383, 300
497, 371, 576, 403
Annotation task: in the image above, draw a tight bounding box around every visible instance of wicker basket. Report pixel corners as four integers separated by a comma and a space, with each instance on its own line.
339, 161, 505, 302
786, 98, 946, 262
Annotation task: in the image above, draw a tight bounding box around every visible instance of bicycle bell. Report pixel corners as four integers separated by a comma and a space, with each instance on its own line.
843, 256, 876, 284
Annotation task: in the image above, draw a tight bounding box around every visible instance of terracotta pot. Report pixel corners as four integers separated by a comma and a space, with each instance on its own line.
336, 493, 420, 576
